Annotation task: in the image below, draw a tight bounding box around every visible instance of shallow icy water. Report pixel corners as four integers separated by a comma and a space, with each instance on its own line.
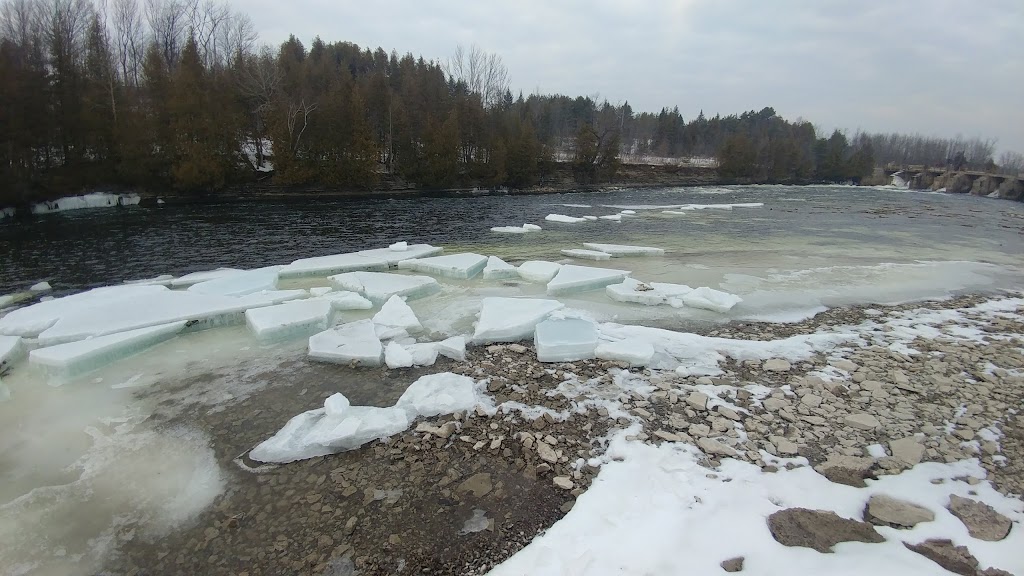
1, 185, 1023, 574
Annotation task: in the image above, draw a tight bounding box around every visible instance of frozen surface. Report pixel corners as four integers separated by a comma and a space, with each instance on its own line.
473, 297, 565, 343
492, 224, 541, 234
188, 267, 279, 297
373, 295, 422, 339
545, 214, 589, 224
595, 338, 656, 366
170, 268, 245, 288
359, 244, 443, 265
279, 244, 443, 278
30, 281, 52, 292
29, 322, 185, 381
124, 274, 175, 286
0, 285, 170, 337
398, 253, 488, 279
535, 319, 599, 362
582, 243, 666, 257
488, 431, 1024, 576
518, 261, 562, 283
384, 341, 414, 369
330, 271, 440, 305
31, 192, 140, 214
395, 372, 479, 418
308, 287, 332, 297
245, 299, 331, 342
0, 335, 23, 367
308, 319, 383, 366
547, 265, 630, 296
607, 278, 693, 307
560, 249, 612, 261
483, 256, 519, 280
682, 286, 744, 313
315, 291, 373, 310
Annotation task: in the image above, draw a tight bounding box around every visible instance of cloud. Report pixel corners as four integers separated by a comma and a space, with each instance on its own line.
228, 0, 1024, 152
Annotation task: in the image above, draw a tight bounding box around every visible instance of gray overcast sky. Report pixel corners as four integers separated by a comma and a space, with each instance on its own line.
229, 0, 1024, 153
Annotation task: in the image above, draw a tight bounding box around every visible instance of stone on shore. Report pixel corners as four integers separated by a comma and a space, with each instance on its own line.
947, 495, 1013, 541
766, 508, 884, 553
864, 494, 935, 528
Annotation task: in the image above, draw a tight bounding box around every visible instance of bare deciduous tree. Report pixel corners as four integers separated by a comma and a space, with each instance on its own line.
998, 151, 1024, 176
145, 0, 186, 67
444, 43, 509, 109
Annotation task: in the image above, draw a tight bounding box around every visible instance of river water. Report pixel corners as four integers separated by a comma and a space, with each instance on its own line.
1, 184, 1023, 575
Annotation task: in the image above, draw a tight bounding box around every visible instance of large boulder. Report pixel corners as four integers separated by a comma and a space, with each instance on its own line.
864, 494, 935, 528
766, 508, 884, 553
947, 495, 1013, 541
997, 177, 1023, 200
947, 173, 974, 194
814, 455, 875, 487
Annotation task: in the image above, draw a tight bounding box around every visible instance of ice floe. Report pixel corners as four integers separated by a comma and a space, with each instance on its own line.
124, 274, 175, 286
372, 295, 422, 339
308, 319, 383, 366
330, 271, 439, 305
535, 318, 599, 362
581, 243, 666, 257
606, 278, 693, 307
547, 265, 630, 296
482, 256, 519, 280
473, 297, 565, 343
518, 261, 562, 283
398, 253, 488, 279
491, 224, 542, 234
30, 281, 52, 292
560, 249, 612, 261
384, 341, 414, 368
188, 267, 280, 297
30, 192, 141, 214
170, 268, 246, 288
314, 291, 373, 311
279, 244, 442, 278
29, 322, 185, 382
545, 214, 589, 224
0, 335, 24, 368
682, 286, 744, 313
0, 284, 170, 337
598, 215, 622, 221
245, 299, 332, 342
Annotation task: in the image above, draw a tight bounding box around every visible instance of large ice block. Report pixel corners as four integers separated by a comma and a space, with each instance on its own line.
518, 261, 562, 283
372, 295, 422, 339
473, 297, 564, 343
357, 244, 444, 266
384, 341, 414, 368
581, 243, 666, 257
606, 278, 693, 307
482, 256, 519, 280
598, 215, 622, 221
29, 322, 185, 381
0, 335, 23, 369
547, 265, 630, 296
245, 299, 332, 342
395, 373, 479, 418
403, 343, 439, 367
491, 226, 529, 234
534, 319, 599, 362
0, 285, 169, 337
561, 249, 612, 261
595, 338, 655, 366
170, 268, 245, 288
398, 253, 488, 279
188, 267, 280, 297
329, 271, 440, 305
315, 291, 373, 310
308, 319, 383, 366
681, 286, 743, 313
124, 274, 175, 286
545, 214, 588, 223
435, 336, 467, 361
279, 244, 443, 278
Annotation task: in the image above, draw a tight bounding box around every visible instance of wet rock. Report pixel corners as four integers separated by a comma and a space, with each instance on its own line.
720, 556, 745, 572
844, 413, 881, 430
763, 359, 791, 372
864, 494, 935, 528
813, 455, 875, 487
889, 436, 925, 466
947, 495, 1012, 541
766, 508, 884, 553
903, 539, 979, 576
457, 473, 493, 498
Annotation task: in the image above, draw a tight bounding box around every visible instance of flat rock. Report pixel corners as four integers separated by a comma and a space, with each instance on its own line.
844, 413, 881, 430
687, 391, 710, 411
830, 359, 859, 372
536, 441, 559, 464
813, 455, 875, 487
767, 508, 884, 553
903, 539, 980, 576
456, 473, 493, 498
864, 494, 935, 528
889, 436, 925, 466
947, 495, 1013, 541
697, 437, 737, 457
553, 476, 575, 490
720, 557, 744, 572
763, 358, 791, 372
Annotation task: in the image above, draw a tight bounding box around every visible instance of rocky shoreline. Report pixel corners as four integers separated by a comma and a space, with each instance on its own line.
104, 293, 1023, 575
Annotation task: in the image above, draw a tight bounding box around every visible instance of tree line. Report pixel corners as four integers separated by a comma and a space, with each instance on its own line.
1, 0, 1018, 209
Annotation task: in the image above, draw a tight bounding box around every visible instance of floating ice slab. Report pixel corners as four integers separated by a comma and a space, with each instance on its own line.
188, 267, 279, 297
595, 338, 655, 366
398, 253, 488, 279
330, 272, 440, 305
245, 299, 331, 342
30, 281, 52, 292
396, 373, 479, 418
518, 261, 562, 283
547, 265, 630, 296
474, 297, 565, 343
384, 341, 414, 368
545, 214, 588, 224
523, 224, 542, 231
308, 319, 383, 366
560, 249, 612, 261
124, 274, 175, 286
483, 256, 519, 280
30, 322, 185, 381
535, 319, 599, 362
598, 215, 622, 221
491, 226, 530, 234
315, 291, 373, 310
31, 192, 140, 214
357, 244, 443, 266
581, 243, 666, 257
0, 285, 170, 337
170, 268, 245, 288
0, 335, 23, 368
309, 287, 332, 297
607, 278, 693, 307
682, 287, 743, 313
373, 295, 422, 339
279, 253, 391, 278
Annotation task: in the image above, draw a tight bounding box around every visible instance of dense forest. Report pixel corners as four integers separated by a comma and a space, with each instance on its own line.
0, 0, 1018, 208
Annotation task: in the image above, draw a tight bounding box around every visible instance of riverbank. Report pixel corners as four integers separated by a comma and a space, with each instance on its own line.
99, 293, 1024, 576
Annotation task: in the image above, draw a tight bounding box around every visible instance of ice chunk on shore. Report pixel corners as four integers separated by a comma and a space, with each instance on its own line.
595, 338, 655, 366
30, 281, 52, 292
403, 343, 439, 366
31, 192, 140, 214
560, 249, 612, 261
330, 271, 440, 305
316, 291, 373, 310
30, 322, 185, 381
436, 336, 467, 361
373, 295, 422, 339
483, 256, 519, 280
170, 268, 245, 288
547, 265, 630, 296
398, 253, 488, 279
473, 297, 564, 343
245, 299, 331, 342
607, 278, 693, 307
682, 287, 743, 313
535, 319, 599, 362
396, 372, 479, 418
188, 267, 279, 297
518, 261, 562, 283
0, 335, 24, 368
0, 284, 169, 337
545, 214, 589, 224
581, 243, 666, 257
384, 341, 414, 368
308, 319, 383, 366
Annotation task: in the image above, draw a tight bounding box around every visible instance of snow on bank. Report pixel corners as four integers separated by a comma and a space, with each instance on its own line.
0, 207, 14, 219
488, 431, 1024, 576
31, 192, 141, 214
